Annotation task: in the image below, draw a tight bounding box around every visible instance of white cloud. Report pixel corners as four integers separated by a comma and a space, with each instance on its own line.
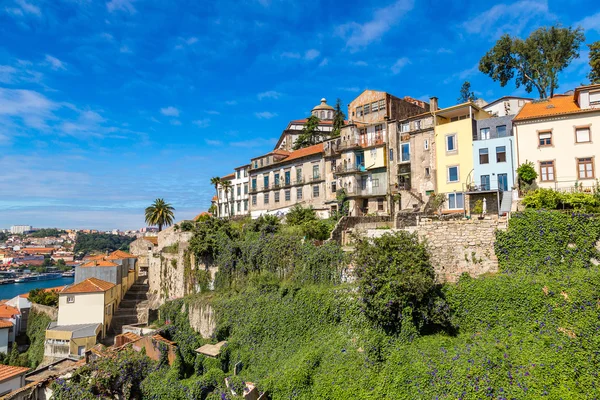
391, 57, 410, 74
461, 0, 553, 38
205, 139, 222, 146
254, 111, 278, 119
45, 55, 66, 71
318, 58, 329, 67
160, 106, 180, 117
170, 119, 182, 126
577, 11, 600, 34
205, 110, 220, 115
6, 0, 41, 17
0, 88, 58, 129
106, 0, 136, 14
443, 63, 480, 84
437, 48, 453, 54
119, 45, 133, 54
257, 90, 281, 100
0, 66, 17, 84
225, 100, 237, 105
305, 49, 320, 60
192, 119, 210, 128
185, 37, 198, 45
351, 61, 368, 67
336, 0, 414, 51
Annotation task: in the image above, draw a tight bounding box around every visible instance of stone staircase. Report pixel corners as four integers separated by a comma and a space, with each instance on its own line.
110, 277, 150, 337
499, 190, 513, 216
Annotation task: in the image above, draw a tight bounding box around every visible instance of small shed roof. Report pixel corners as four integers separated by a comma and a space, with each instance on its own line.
47, 322, 102, 339
195, 341, 227, 357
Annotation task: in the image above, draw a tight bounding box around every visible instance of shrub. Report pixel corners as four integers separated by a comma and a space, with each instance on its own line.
28, 288, 59, 306
522, 188, 600, 212
285, 205, 317, 226
353, 231, 436, 333
516, 160, 538, 184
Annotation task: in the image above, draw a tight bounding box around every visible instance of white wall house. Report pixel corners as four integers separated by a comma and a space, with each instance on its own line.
0, 321, 12, 354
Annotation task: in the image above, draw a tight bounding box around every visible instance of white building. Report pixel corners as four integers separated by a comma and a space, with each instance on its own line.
0, 321, 12, 354
10, 225, 32, 235
216, 165, 250, 217
483, 96, 532, 117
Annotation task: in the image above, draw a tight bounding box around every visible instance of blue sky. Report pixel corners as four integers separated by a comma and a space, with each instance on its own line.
0, 0, 599, 230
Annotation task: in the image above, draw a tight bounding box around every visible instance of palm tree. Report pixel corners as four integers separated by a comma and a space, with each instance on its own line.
145, 198, 175, 231
221, 180, 232, 217
210, 177, 221, 217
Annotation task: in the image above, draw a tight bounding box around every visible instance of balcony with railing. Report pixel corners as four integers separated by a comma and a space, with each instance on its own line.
346, 185, 387, 197
334, 163, 368, 175
294, 176, 305, 185
360, 133, 384, 147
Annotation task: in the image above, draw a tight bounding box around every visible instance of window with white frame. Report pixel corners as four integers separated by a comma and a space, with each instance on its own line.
371, 101, 379, 112
313, 185, 320, 197
252, 195, 257, 205
590, 91, 600, 104
400, 143, 410, 162
479, 148, 489, 164
67, 296, 75, 303
264, 193, 269, 204
364, 103, 370, 114
577, 157, 594, 179
448, 166, 459, 182
274, 192, 280, 202
448, 193, 464, 209
540, 161, 555, 181
379, 99, 385, 110
297, 187, 303, 200
576, 127, 591, 143
446, 134, 457, 152
415, 120, 421, 130
480, 127, 490, 140
400, 122, 409, 132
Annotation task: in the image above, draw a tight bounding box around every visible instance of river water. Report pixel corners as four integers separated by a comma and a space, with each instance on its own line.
0, 277, 75, 301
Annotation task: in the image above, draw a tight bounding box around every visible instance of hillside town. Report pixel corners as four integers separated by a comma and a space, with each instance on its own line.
212, 85, 600, 221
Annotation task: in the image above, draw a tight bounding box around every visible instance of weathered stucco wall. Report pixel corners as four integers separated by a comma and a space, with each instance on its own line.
366, 217, 507, 282
188, 302, 216, 339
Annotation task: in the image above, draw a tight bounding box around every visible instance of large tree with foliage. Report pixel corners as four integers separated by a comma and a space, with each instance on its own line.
293, 115, 322, 150
221, 180, 232, 217
589, 41, 600, 84
332, 98, 345, 137
479, 25, 585, 98
457, 81, 477, 103
145, 198, 175, 231
209, 177, 221, 217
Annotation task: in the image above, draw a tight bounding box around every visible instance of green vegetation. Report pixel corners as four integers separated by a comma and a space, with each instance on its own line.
332, 98, 345, 137
28, 288, 59, 306
285, 205, 335, 240
74, 232, 135, 255
521, 188, 600, 212
589, 40, 600, 84
479, 24, 585, 98
145, 198, 175, 231
0, 311, 53, 368
457, 80, 477, 103
293, 115, 322, 150
29, 228, 66, 238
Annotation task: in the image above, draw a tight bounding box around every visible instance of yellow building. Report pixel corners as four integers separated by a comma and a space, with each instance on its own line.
434, 102, 490, 211
55, 277, 117, 338
44, 322, 102, 358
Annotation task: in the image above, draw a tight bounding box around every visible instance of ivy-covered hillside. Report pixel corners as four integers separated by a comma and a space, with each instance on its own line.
53, 210, 600, 399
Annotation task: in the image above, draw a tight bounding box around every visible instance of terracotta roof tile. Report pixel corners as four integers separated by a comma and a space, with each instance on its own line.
121, 332, 141, 342
81, 260, 119, 267
514, 95, 587, 121
61, 277, 115, 294
0, 320, 13, 329
84, 254, 106, 261
152, 334, 176, 346
0, 365, 30, 382
143, 237, 158, 245
106, 250, 137, 260
221, 173, 235, 181
282, 143, 324, 163
0, 304, 20, 319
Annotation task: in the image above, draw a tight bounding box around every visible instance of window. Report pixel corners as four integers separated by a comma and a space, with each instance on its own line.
379, 99, 385, 111
577, 157, 594, 179
264, 193, 269, 204
371, 101, 379, 112
296, 168, 302, 182
576, 127, 591, 143
590, 91, 600, 104
480, 127, 490, 140
313, 185, 320, 197
263, 176, 269, 189
313, 164, 320, 179
274, 173, 280, 187
236, 171, 240, 179
375, 124, 384, 134
446, 134, 456, 152
498, 174, 508, 191
497, 125, 507, 137
400, 143, 410, 162
364, 103, 370, 114
331, 181, 337, 193
244, 184, 248, 195
252, 178, 257, 190
285, 190, 291, 201
448, 166, 459, 182
424, 139, 429, 150
481, 175, 490, 190
67, 296, 75, 303
237, 186, 241, 196
237, 201, 241, 212
389, 149, 394, 161
254, 161, 258, 169
401, 122, 409, 133
425, 167, 430, 178
284, 170, 291, 185
539, 131, 552, 146
260, 158, 263, 167
297, 187, 303, 200
479, 148, 489, 164
356, 106, 363, 117
106, 305, 112, 316
372, 178, 380, 187
496, 146, 506, 162
274, 192, 280, 202
244, 200, 248, 210
540, 161, 555, 182
415, 120, 421, 130
361, 176, 367, 190
377, 198, 384, 211
448, 193, 464, 209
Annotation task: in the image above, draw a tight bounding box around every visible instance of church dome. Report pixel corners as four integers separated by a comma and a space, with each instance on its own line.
311, 98, 334, 120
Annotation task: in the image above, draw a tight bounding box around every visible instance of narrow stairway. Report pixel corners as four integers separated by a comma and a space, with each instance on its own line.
102, 277, 150, 345
499, 190, 513, 216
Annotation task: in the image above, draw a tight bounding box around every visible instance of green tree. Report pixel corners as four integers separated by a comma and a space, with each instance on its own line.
457, 81, 477, 103
145, 198, 175, 232
332, 98, 346, 137
353, 231, 436, 333
285, 205, 317, 226
221, 180, 232, 217
29, 288, 59, 306
589, 41, 600, 84
479, 25, 585, 98
210, 177, 222, 217
516, 161, 538, 192
293, 115, 322, 150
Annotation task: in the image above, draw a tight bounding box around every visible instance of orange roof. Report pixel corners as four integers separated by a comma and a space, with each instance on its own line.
20, 248, 54, 254
0, 365, 30, 382
120, 332, 141, 342
152, 334, 176, 346
0, 304, 20, 319
143, 237, 158, 245
106, 250, 137, 260
272, 149, 291, 156
19, 285, 66, 298
221, 173, 235, 181
81, 260, 119, 267
513, 95, 587, 121
0, 320, 13, 329
61, 277, 115, 294
282, 143, 324, 163
211, 195, 218, 201
84, 254, 106, 261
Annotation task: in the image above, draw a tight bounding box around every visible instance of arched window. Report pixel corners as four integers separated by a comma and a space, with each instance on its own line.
320, 111, 325, 119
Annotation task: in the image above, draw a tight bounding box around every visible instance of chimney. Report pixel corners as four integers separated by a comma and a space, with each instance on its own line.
429, 97, 439, 112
